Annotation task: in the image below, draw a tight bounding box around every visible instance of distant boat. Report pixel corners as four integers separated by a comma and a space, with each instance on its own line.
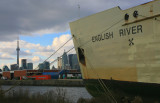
70, 0, 160, 102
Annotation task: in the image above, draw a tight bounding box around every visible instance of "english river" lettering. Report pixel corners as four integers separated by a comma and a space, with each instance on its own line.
91, 25, 143, 42
92, 32, 113, 42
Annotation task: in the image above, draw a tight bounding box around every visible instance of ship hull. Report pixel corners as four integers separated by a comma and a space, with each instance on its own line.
84, 79, 160, 102
69, 0, 160, 101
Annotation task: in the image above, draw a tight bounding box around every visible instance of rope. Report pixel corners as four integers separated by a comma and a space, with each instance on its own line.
73, 18, 124, 103
50, 47, 75, 66
44, 37, 73, 62
80, 48, 117, 103
79, 18, 124, 48
1, 80, 22, 95
139, 14, 160, 22
77, 47, 117, 103
74, 13, 159, 101
34, 37, 73, 70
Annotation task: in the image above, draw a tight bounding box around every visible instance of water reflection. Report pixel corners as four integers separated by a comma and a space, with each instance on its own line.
2, 85, 92, 103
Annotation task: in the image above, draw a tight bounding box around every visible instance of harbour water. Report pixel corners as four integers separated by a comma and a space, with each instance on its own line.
1, 85, 92, 103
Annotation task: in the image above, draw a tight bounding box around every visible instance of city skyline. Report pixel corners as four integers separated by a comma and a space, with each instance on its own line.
0, 50, 80, 71
0, 0, 152, 69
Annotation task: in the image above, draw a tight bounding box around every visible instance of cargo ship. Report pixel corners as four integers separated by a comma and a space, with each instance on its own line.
70, 0, 160, 102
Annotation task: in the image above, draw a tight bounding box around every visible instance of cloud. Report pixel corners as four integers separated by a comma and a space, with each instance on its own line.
20, 50, 32, 56
51, 34, 75, 56
28, 34, 75, 60
52, 34, 72, 48
0, 0, 153, 68
26, 34, 75, 62
0, 34, 76, 68
0, 0, 152, 41
32, 56, 42, 63
0, 41, 33, 57
19, 40, 53, 52
0, 40, 53, 58
0, 63, 11, 69
0, 53, 15, 60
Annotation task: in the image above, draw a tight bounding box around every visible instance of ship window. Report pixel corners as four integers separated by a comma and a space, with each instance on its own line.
78, 47, 86, 65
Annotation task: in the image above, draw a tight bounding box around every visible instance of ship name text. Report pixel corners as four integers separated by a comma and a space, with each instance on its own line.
119, 25, 142, 37
92, 32, 113, 42
91, 25, 143, 43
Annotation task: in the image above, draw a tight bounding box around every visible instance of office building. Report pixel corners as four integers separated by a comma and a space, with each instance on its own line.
62, 51, 69, 69
10, 64, 19, 71
71, 54, 80, 70
57, 57, 62, 69
27, 63, 33, 70
38, 63, 44, 70
44, 61, 50, 70
19, 67, 23, 70
51, 65, 56, 70
21, 59, 27, 69
68, 54, 74, 69
68, 54, 80, 70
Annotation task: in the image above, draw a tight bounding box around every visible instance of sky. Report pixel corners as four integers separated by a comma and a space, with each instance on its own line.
0, 0, 153, 69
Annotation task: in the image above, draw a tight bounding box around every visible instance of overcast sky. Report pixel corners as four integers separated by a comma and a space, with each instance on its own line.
0, 0, 153, 69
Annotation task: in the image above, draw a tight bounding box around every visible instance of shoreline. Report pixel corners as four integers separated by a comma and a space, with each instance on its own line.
0, 79, 85, 87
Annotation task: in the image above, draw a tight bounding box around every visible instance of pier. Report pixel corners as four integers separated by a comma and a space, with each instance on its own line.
0, 79, 84, 87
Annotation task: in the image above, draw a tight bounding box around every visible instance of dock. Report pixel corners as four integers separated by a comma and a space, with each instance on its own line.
0, 79, 84, 87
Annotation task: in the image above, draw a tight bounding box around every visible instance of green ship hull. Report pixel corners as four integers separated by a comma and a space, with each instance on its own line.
84, 79, 160, 102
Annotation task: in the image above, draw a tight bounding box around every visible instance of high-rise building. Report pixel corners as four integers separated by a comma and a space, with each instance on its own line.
2, 65, 10, 71
10, 64, 19, 71
68, 54, 74, 69
19, 67, 23, 70
57, 57, 62, 69
38, 63, 44, 70
68, 54, 73, 69
51, 65, 56, 70
44, 61, 50, 70
71, 54, 80, 70
62, 51, 69, 69
69, 54, 80, 70
21, 59, 27, 69
27, 63, 33, 70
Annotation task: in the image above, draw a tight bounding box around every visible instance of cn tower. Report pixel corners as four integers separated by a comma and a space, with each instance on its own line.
16, 36, 20, 67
